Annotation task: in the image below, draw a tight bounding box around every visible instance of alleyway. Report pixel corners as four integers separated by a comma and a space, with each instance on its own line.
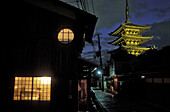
93, 89, 170, 112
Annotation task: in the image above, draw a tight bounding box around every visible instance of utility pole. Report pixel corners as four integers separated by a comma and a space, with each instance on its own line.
97, 34, 104, 91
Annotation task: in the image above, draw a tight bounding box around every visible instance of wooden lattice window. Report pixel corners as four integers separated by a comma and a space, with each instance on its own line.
13, 77, 51, 101
58, 29, 74, 44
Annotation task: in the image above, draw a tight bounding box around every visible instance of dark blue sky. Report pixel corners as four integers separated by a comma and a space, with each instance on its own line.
61, 0, 170, 65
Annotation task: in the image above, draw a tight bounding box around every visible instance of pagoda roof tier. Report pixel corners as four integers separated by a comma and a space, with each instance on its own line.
122, 45, 151, 56
108, 34, 153, 45
109, 23, 152, 36
122, 45, 151, 50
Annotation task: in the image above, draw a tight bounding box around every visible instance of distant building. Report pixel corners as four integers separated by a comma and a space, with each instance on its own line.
106, 0, 170, 98
108, 0, 154, 56
4, 0, 97, 112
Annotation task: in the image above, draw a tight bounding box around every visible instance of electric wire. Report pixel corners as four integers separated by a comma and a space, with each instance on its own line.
91, 0, 95, 14
91, 0, 102, 61
63, 0, 99, 61
75, 0, 80, 8
79, 0, 84, 10
85, 0, 90, 12
82, 0, 87, 11
66, 0, 95, 14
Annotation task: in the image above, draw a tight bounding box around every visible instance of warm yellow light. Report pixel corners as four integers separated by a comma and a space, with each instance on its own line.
14, 77, 51, 101
114, 78, 118, 82
40, 77, 51, 85
141, 76, 145, 79
111, 86, 114, 91
58, 29, 74, 44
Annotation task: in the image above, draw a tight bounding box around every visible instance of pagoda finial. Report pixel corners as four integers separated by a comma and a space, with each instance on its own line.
125, 0, 130, 23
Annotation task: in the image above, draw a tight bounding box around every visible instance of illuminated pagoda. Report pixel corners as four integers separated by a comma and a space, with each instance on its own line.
108, 0, 153, 56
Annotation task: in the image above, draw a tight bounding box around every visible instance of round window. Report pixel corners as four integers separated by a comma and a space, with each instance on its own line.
58, 29, 74, 44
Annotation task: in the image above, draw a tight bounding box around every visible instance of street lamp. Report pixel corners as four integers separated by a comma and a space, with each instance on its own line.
97, 70, 102, 75
96, 69, 104, 91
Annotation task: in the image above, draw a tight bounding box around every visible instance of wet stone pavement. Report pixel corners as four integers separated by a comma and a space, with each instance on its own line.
94, 90, 169, 112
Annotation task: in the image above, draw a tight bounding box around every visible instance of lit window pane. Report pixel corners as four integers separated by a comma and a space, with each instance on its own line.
33, 77, 51, 101
58, 29, 74, 44
13, 77, 51, 101
13, 97, 17, 100
13, 77, 32, 101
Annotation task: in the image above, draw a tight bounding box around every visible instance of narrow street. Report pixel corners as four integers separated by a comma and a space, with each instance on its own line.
93, 89, 170, 112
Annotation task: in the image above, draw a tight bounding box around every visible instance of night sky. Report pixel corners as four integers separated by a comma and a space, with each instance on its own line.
61, 0, 170, 65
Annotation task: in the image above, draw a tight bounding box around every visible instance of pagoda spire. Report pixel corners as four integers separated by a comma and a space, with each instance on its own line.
125, 0, 130, 23
108, 0, 154, 56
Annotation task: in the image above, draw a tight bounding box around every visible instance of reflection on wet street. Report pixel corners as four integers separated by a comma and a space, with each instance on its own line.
94, 90, 169, 112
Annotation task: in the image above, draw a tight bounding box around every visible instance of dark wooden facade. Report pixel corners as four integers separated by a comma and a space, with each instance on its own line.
108, 46, 170, 107
78, 58, 97, 111
4, 0, 97, 112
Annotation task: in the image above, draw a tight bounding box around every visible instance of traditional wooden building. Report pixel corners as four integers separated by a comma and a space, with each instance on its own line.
108, 0, 154, 56
4, 0, 97, 112
78, 58, 98, 111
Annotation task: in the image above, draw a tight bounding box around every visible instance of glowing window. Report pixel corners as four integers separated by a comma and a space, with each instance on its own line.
58, 29, 74, 44
32, 77, 51, 101
13, 77, 51, 101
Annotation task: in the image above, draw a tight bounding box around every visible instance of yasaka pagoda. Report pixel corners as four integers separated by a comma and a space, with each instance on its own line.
108, 0, 154, 56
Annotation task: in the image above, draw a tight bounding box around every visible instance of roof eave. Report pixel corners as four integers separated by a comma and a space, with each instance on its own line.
108, 24, 123, 36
